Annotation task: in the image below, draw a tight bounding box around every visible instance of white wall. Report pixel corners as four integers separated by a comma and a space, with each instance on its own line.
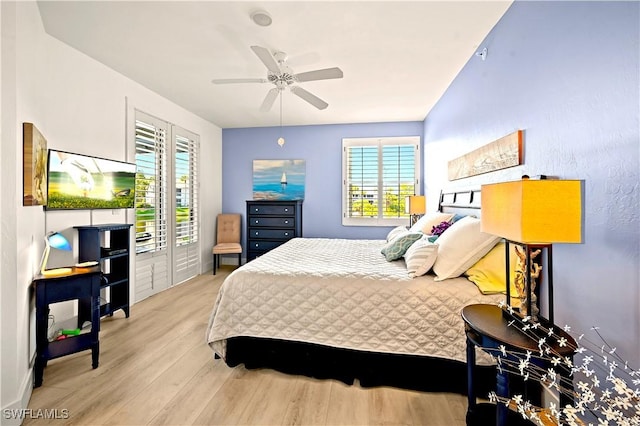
1, 2, 221, 421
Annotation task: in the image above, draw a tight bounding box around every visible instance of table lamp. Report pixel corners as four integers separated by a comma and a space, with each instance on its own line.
481, 177, 582, 323
405, 195, 426, 227
40, 232, 73, 276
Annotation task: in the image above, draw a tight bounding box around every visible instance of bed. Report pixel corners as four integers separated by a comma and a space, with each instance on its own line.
206, 189, 505, 394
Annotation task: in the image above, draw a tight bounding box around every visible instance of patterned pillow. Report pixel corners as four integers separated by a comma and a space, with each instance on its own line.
381, 232, 423, 261
404, 238, 438, 277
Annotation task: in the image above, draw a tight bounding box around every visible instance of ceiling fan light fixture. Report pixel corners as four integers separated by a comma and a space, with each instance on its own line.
250, 10, 272, 27
277, 91, 285, 147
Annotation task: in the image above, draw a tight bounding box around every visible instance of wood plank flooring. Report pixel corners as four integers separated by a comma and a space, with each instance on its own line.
26, 266, 469, 425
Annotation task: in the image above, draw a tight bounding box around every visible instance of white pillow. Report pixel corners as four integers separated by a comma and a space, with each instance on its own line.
409, 212, 454, 234
432, 216, 500, 281
404, 238, 438, 278
386, 225, 408, 242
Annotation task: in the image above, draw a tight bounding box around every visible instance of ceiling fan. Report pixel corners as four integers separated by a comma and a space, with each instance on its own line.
212, 46, 343, 111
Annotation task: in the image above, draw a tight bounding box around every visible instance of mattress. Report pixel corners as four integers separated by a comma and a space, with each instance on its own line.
206, 237, 501, 365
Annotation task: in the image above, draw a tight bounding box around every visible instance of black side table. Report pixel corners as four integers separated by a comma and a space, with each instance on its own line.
33, 266, 102, 387
461, 304, 575, 426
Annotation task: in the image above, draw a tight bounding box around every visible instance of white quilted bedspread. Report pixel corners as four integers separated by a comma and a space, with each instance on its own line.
206, 238, 501, 365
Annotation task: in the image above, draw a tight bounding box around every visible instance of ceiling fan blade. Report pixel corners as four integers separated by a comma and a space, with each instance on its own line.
290, 86, 329, 110
294, 67, 344, 83
250, 45, 281, 74
211, 78, 267, 84
260, 88, 280, 112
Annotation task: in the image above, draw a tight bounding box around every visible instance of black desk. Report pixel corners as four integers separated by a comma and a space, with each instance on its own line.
461, 304, 575, 426
33, 266, 101, 387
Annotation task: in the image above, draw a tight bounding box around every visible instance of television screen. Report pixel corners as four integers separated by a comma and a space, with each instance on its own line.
46, 149, 136, 210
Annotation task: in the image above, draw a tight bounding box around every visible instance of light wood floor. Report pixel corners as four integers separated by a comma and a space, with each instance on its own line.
26, 266, 469, 425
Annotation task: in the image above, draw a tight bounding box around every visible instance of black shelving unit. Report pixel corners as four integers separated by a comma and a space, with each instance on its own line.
75, 224, 132, 318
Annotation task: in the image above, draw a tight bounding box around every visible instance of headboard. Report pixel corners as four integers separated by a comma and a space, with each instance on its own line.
438, 188, 481, 217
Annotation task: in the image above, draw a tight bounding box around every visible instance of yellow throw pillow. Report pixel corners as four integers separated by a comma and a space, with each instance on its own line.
465, 242, 519, 298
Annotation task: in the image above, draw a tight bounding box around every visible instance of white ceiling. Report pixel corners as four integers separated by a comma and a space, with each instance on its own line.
37, 1, 512, 129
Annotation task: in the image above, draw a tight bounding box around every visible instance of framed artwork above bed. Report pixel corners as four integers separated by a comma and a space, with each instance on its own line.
448, 130, 523, 181
253, 159, 305, 200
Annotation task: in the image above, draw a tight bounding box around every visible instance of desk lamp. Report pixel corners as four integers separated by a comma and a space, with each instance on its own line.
481, 177, 582, 323
40, 232, 72, 276
405, 195, 426, 227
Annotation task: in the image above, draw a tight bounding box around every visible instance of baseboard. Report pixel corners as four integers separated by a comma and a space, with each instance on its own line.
1, 369, 34, 425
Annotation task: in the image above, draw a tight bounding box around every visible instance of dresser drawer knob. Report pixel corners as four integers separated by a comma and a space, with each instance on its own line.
255, 208, 259, 212
254, 220, 259, 224
255, 231, 259, 236
284, 232, 289, 236
254, 243, 259, 248
284, 208, 289, 212
284, 220, 289, 224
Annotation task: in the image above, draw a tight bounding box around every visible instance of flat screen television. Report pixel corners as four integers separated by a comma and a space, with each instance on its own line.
46, 149, 136, 210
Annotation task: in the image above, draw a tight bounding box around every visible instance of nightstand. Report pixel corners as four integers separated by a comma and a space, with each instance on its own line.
461, 304, 575, 426
33, 266, 102, 387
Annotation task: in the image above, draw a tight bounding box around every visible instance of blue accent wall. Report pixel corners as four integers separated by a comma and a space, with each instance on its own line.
423, 1, 639, 363
222, 121, 423, 240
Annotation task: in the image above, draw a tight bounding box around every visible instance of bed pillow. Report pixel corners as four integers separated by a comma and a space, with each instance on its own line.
381, 231, 423, 261
404, 238, 438, 277
409, 212, 454, 234
430, 220, 453, 238
432, 216, 500, 281
465, 242, 521, 307
465, 242, 516, 294
386, 225, 408, 242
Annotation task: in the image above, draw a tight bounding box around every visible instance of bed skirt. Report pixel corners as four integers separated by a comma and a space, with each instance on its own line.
223, 337, 496, 396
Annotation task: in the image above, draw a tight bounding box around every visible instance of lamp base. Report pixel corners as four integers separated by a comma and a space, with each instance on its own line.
42, 267, 73, 277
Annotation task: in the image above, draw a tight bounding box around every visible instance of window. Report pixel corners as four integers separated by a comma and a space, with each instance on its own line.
174, 133, 198, 248
135, 116, 168, 254
133, 111, 200, 298
172, 127, 200, 284
342, 136, 420, 226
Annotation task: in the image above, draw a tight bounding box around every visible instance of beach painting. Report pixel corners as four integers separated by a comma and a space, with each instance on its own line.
253, 159, 305, 200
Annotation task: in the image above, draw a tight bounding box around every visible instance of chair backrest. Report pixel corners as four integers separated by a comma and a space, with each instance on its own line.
216, 214, 241, 244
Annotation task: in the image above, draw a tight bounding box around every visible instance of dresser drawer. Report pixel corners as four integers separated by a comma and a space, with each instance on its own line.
248, 228, 295, 239
248, 217, 295, 228
247, 240, 284, 252
248, 204, 296, 216
246, 200, 303, 262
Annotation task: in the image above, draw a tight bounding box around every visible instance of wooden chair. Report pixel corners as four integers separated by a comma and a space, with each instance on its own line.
212, 214, 242, 275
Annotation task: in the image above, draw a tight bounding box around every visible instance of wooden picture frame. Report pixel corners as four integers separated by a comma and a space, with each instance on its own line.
23, 122, 48, 206
448, 130, 523, 181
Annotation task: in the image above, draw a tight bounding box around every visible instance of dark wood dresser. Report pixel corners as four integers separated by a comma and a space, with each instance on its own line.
246, 200, 303, 261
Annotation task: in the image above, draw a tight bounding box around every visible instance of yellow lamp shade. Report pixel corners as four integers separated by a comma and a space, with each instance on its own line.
406, 195, 426, 215
481, 179, 583, 244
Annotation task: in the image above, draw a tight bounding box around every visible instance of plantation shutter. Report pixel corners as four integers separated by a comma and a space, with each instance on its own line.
342, 136, 420, 226
134, 118, 167, 254
134, 112, 169, 301
173, 128, 200, 283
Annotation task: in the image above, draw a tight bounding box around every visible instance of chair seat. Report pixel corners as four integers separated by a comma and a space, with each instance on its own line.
213, 243, 242, 254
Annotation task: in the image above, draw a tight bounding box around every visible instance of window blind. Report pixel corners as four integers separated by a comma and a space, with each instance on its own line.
135, 119, 167, 254
174, 133, 199, 247
342, 136, 420, 226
